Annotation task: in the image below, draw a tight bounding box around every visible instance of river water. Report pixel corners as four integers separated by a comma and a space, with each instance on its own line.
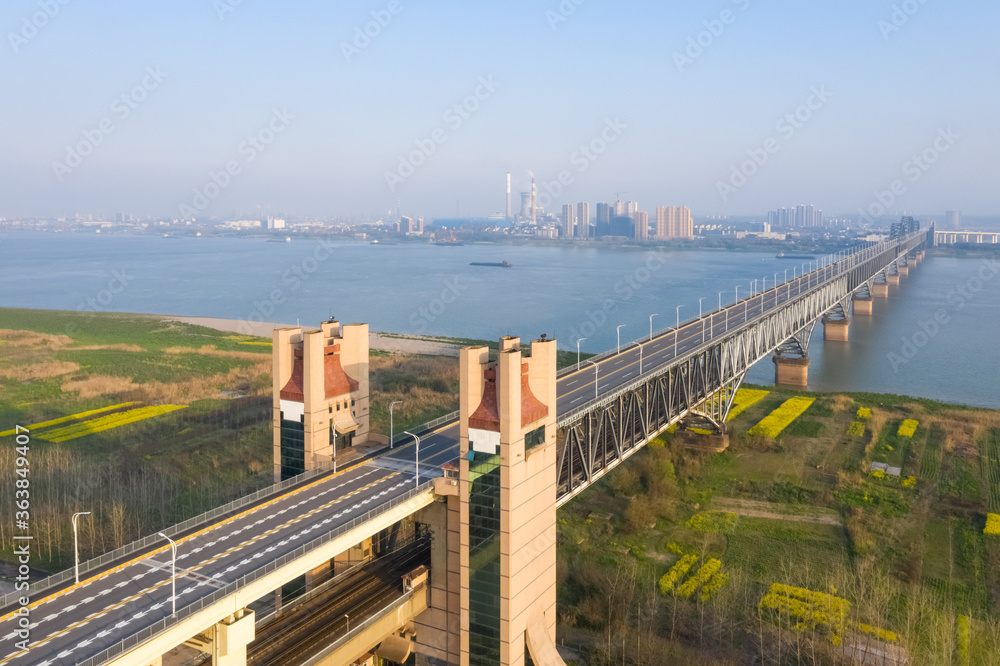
1, 232, 997, 408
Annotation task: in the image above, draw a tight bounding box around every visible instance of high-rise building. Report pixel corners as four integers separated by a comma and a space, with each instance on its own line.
561, 204, 576, 239
614, 200, 626, 217
576, 202, 590, 239
633, 210, 649, 241
663, 206, 693, 239
656, 206, 668, 239
946, 210, 962, 228
595, 203, 612, 237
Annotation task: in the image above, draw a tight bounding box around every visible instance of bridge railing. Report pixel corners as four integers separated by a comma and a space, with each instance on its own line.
78, 479, 436, 666
1, 407, 458, 613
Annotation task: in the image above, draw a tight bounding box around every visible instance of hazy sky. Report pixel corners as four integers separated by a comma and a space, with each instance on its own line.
2, 0, 997, 219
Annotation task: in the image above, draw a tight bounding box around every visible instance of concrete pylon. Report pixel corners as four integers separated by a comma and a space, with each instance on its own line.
853, 296, 873, 316
457, 336, 564, 666
773, 355, 809, 386
822, 318, 850, 341
872, 283, 889, 298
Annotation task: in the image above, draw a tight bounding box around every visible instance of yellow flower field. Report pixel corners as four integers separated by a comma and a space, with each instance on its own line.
986, 513, 1000, 536
676, 559, 721, 599
847, 421, 865, 437
38, 405, 187, 443
857, 407, 872, 419
699, 572, 728, 601
0, 402, 141, 437
758, 583, 851, 643
857, 622, 899, 642
897, 419, 919, 437
659, 554, 697, 595
726, 389, 770, 421
748, 397, 815, 438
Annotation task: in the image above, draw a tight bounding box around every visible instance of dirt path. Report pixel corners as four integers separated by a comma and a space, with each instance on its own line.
709, 497, 843, 526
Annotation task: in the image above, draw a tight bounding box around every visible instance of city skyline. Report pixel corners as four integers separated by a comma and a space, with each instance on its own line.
1, 1, 996, 219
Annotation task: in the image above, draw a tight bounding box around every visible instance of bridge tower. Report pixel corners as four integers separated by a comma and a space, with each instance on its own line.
452, 335, 564, 666
272, 318, 371, 481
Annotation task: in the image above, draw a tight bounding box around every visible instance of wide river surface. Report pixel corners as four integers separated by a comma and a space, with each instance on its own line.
1, 232, 997, 408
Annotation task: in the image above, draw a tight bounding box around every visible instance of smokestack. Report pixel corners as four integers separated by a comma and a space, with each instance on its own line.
506, 172, 511, 220
531, 177, 537, 226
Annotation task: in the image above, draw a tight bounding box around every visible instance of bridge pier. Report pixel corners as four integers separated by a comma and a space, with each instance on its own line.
898, 264, 909, 276
887, 273, 900, 285
853, 296, 873, 316
872, 283, 889, 298
773, 354, 809, 386
822, 317, 850, 341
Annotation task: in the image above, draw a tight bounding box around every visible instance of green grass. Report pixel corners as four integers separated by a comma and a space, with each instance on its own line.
785, 419, 826, 438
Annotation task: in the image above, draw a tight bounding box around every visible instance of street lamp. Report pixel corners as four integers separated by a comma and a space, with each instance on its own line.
72, 511, 91, 584
649, 314, 658, 341
345, 613, 350, 634
389, 401, 402, 448
674, 305, 684, 358
576, 338, 587, 370
616, 324, 626, 354
639, 344, 643, 374
586, 360, 599, 401
718, 291, 724, 310
404, 431, 420, 489
698, 297, 705, 318
157, 532, 177, 617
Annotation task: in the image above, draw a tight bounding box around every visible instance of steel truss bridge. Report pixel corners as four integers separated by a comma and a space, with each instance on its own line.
554, 229, 929, 504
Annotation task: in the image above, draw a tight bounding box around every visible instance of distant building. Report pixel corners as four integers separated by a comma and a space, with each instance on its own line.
400, 216, 424, 234
595, 203, 612, 237
945, 210, 962, 228
633, 210, 648, 241
610, 215, 634, 238
667, 206, 694, 239
561, 204, 575, 239
266, 217, 286, 230
576, 202, 590, 239
656, 207, 668, 239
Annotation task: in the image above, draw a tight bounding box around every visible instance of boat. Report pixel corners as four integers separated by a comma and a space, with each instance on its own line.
267, 236, 292, 243
435, 240, 465, 246
775, 253, 816, 259
470, 261, 512, 268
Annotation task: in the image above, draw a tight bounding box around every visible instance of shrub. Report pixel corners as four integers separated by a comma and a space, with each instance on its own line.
676, 559, 721, 599
758, 583, 851, 643
857, 407, 872, 420
847, 421, 865, 437
857, 622, 899, 642
624, 499, 654, 533
699, 572, 729, 601
659, 554, 697, 595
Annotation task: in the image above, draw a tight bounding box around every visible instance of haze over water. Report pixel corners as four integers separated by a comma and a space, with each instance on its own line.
2, 232, 997, 408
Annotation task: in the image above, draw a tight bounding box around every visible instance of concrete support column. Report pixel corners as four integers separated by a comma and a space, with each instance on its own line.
214, 609, 255, 666
887, 273, 900, 285
898, 265, 909, 275
823, 318, 850, 341
773, 355, 809, 386
872, 283, 889, 298
853, 297, 873, 316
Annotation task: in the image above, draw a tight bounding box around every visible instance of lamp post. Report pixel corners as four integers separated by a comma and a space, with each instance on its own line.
718, 291, 724, 310
576, 338, 587, 371
389, 401, 402, 448
157, 532, 177, 617
404, 431, 420, 488
72, 511, 91, 584
698, 297, 705, 318
639, 344, 643, 374
587, 360, 599, 401
674, 305, 684, 358
616, 324, 626, 354
649, 314, 658, 341
345, 614, 350, 634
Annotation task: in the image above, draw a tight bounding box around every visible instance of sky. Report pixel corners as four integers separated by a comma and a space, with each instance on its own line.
1, 0, 997, 220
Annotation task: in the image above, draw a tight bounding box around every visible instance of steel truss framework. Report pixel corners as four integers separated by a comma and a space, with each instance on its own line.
555, 231, 928, 504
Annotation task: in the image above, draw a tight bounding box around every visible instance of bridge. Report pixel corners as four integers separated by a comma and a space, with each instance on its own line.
0, 228, 930, 666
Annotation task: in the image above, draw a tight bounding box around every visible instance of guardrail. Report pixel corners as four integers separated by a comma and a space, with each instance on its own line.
2, 407, 459, 613
78, 480, 436, 666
